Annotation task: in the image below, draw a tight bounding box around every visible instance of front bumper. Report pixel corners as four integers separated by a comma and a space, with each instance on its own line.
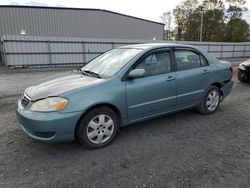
238, 68, 250, 81
221, 79, 233, 99
16, 103, 83, 143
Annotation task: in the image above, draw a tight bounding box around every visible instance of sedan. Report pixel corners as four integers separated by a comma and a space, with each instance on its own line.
16, 43, 233, 149
238, 59, 250, 82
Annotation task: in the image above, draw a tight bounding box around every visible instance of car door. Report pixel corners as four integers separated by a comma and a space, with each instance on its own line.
174, 48, 210, 107
125, 49, 177, 122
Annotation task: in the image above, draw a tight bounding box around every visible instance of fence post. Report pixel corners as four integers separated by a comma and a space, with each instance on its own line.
47, 40, 52, 67
111, 42, 115, 49
2, 39, 8, 66
232, 44, 235, 58
82, 42, 86, 64
0, 40, 4, 65
220, 45, 223, 59
0, 41, 2, 64
243, 45, 246, 58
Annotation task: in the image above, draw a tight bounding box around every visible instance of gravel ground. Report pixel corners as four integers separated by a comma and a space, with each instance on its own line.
0, 62, 250, 188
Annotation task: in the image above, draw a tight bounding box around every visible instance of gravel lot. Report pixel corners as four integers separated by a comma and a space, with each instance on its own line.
0, 62, 250, 188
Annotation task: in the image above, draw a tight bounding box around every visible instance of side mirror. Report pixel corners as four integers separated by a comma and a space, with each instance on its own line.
128, 69, 145, 79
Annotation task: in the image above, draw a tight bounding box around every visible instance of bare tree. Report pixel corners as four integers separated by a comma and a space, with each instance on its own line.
160, 11, 172, 40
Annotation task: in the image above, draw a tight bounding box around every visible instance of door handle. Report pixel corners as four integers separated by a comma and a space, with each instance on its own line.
202, 69, 210, 74
166, 76, 176, 81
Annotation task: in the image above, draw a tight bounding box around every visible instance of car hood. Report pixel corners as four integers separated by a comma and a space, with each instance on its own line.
241, 59, 250, 67
25, 71, 105, 101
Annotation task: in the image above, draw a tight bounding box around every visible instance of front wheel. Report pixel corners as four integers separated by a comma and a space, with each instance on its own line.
198, 86, 221, 115
76, 106, 120, 149
238, 70, 246, 82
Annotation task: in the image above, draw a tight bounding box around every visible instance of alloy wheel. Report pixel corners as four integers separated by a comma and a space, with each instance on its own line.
206, 90, 219, 111
86, 114, 114, 144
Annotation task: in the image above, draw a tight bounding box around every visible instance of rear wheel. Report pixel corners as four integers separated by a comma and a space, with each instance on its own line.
198, 86, 220, 115
76, 106, 119, 149
238, 70, 246, 82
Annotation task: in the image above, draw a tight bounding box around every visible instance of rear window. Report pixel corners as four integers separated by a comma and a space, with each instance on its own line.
175, 50, 208, 71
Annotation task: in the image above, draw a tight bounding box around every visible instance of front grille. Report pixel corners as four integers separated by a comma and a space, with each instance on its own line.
21, 95, 30, 108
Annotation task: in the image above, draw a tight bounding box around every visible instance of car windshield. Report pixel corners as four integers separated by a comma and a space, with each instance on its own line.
81, 48, 142, 78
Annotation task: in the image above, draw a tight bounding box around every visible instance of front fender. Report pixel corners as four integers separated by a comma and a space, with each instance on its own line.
60, 79, 127, 120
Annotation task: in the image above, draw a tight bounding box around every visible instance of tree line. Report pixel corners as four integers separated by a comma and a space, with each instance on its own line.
162, 0, 250, 42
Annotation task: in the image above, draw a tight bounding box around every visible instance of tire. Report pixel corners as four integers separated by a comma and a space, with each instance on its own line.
198, 86, 221, 115
238, 70, 246, 82
76, 106, 120, 149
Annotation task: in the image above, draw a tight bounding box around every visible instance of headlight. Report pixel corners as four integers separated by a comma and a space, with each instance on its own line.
30, 97, 68, 112
238, 64, 246, 70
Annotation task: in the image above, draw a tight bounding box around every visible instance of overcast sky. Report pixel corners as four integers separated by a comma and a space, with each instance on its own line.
1, 0, 250, 24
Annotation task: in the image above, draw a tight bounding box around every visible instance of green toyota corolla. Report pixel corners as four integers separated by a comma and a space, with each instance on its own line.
16, 43, 233, 149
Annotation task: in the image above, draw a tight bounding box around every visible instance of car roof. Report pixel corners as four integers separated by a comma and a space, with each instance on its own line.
120, 43, 196, 50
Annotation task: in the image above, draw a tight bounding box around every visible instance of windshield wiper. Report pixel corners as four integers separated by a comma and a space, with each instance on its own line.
81, 70, 102, 78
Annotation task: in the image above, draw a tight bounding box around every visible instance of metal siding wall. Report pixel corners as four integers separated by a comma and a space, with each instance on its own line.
5, 42, 47, 53
6, 54, 49, 66
85, 54, 98, 62
0, 7, 164, 40
245, 45, 250, 56
85, 43, 112, 52
2, 35, 250, 67
210, 45, 222, 51
210, 52, 221, 58
223, 45, 233, 51
194, 45, 209, 51
234, 51, 244, 57
50, 42, 84, 64
235, 45, 244, 51
52, 54, 83, 64
50, 43, 82, 53
0, 41, 4, 63
222, 52, 233, 58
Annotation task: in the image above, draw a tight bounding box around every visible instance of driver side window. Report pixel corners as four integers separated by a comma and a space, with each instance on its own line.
134, 50, 171, 77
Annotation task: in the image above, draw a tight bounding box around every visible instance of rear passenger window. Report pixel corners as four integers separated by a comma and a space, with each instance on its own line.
175, 50, 207, 71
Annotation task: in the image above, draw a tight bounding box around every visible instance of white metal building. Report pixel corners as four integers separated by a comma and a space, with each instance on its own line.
0, 5, 164, 40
